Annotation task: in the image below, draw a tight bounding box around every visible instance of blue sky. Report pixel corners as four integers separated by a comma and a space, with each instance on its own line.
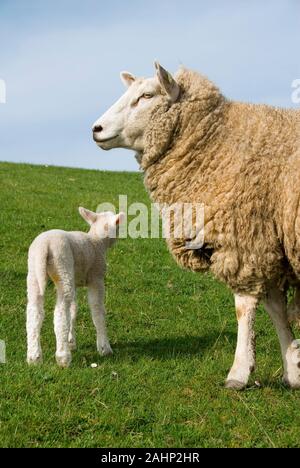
0, 0, 299, 172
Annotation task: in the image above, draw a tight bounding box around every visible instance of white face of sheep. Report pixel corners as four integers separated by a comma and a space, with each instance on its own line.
92, 62, 180, 153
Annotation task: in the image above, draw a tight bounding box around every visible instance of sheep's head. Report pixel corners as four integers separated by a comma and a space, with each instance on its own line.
92, 62, 180, 154
79, 207, 124, 244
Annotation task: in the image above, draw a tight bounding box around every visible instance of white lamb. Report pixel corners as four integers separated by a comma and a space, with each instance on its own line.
26, 207, 124, 368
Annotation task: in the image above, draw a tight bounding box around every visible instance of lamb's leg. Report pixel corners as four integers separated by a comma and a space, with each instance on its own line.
225, 294, 258, 390
88, 279, 113, 356
26, 274, 45, 364
263, 287, 300, 389
54, 282, 73, 368
68, 299, 77, 350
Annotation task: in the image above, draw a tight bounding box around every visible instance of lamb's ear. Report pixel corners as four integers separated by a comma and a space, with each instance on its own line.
115, 212, 125, 225
78, 207, 97, 225
120, 71, 136, 88
155, 61, 180, 102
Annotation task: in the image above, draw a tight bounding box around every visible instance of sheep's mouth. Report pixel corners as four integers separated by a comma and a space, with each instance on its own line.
93, 134, 119, 143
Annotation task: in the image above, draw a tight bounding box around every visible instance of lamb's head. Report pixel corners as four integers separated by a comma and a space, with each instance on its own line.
92, 62, 180, 153
79, 207, 124, 245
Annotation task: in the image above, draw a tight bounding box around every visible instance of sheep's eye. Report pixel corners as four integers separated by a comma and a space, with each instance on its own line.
132, 93, 154, 107
142, 93, 153, 99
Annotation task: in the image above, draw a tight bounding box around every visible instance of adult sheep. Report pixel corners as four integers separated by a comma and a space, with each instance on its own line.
92, 62, 300, 390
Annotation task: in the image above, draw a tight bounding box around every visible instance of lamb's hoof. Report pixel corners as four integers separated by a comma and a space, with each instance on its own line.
99, 344, 113, 357
56, 352, 72, 368
225, 379, 247, 391
27, 354, 43, 365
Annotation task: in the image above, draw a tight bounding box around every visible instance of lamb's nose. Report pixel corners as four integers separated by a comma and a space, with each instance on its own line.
93, 124, 103, 133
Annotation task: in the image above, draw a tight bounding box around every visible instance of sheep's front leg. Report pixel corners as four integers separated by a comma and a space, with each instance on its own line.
54, 284, 73, 368
264, 288, 300, 389
88, 280, 113, 356
225, 294, 258, 390
68, 299, 77, 350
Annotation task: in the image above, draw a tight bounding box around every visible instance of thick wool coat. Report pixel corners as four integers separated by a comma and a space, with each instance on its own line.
141, 68, 300, 297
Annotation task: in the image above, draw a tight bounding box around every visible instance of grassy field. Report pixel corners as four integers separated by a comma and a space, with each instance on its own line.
0, 161, 300, 448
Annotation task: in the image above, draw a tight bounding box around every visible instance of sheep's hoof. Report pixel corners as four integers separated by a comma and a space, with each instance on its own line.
27, 354, 43, 365
283, 344, 300, 389
68, 339, 77, 351
283, 376, 300, 390
56, 352, 72, 368
283, 378, 300, 390
225, 379, 246, 391
100, 344, 113, 357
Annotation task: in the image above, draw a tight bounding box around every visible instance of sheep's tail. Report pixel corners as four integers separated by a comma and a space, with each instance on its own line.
28, 240, 48, 296
35, 244, 48, 296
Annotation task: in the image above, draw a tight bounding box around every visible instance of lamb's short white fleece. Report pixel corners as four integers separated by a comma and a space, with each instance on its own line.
26, 207, 123, 367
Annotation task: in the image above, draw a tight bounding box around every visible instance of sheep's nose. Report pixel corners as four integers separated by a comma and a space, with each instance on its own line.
93, 124, 103, 133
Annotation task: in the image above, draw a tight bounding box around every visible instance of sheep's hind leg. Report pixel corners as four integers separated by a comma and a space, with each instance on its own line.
26, 275, 45, 365
68, 299, 77, 350
287, 287, 300, 328
54, 281, 74, 368
264, 287, 300, 389
225, 294, 258, 390
88, 279, 113, 356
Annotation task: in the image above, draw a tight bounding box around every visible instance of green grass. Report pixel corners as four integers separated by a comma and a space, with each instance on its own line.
0, 161, 300, 448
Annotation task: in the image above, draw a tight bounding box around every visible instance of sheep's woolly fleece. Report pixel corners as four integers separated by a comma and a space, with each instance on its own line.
141, 68, 300, 297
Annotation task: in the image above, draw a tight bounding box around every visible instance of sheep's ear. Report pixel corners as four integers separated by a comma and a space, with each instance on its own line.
79, 207, 97, 225
120, 72, 136, 88
115, 212, 125, 225
155, 61, 180, 102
